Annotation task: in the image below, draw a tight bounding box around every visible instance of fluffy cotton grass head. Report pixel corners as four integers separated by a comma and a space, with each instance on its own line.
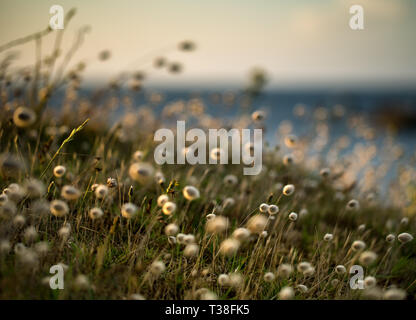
183, 244, 199, 258
346, 199, 360, 211
157, 194, 169, 207
53, 165, 66, 178
13, 106, 36, 128
263, 272, 275, 282
94, 184, 109, 199
278, 264, 293, 278
121, 203, 138, 219
246, 214, 268, 234
351, 240, 366, 251
283, 184, 295, 196
89, 207, 104, 220
383, 288, 407, 300
219, 238, 240, 257
162, 201, 176, 215
128, 162, 154, 184
24, 179, 45, 198
232, 228, 251, 242
397, 232, 413, 243
50, 200, 69, 217
278, 286, 295, 300
61, 185, 81, 201
359, 251, 378, 266
205, 216, 229, 234
164, 223, 179, 236
267, 204, 279, 215
183, 186, 200, 201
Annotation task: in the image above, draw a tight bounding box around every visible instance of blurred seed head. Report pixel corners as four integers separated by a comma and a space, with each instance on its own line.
50, 200, 69, 217
13, 106, 36, 128
183, 186, 200, 201
121, 203, 138, 219
162, 201, 176, 215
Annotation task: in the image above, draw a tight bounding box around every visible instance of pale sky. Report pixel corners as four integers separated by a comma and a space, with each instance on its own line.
1, 0, 415, 89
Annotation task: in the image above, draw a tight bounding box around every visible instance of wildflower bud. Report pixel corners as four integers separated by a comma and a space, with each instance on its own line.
283, 184, 295, 196
264, 272, 275, 282
323, 233, 333, 242
13, 107, 36, 127
288, 212, 298, 221
150, 260, 166, 276
162, 201, 176, 215
398, 232, 413, 243
259, 203, 269, 213
184, 243, 199, 258
50, 200, 69, 217
53, 165, 66, 178
278, 286, 294, 300
346, 199, 360, 211
61, 185, 81, 201
359, 251, 378, 266
267, 204, 279, 215
351, 240, 366, 251
206, 216, 229, 234
89, 207, 104, 219
121, 203, 138, 219
165, 223, 179, 236
219, 238, 240, 257
183, 186, 200, 201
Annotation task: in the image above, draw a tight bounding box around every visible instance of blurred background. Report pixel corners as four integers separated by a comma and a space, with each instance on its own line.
1, 0, 416, 197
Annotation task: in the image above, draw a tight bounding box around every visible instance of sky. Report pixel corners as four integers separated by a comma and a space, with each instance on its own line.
0, 0, 416, 89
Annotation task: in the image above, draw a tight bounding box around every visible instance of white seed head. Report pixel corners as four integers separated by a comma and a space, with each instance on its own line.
50, 200, 69, 217
283, 184, 295, 196
335, 265, 346, 274
206, 215, 229, 234
324, 233, 333, 242
128, 162, 154, 184
296, 284, 308, 293
232, 228, 251, 242
13, 106, 36, 127
278, 286, 294, 300
219, 238, 240, 257
278, 264, 293, 278
157, 194, 169, 207
264, 272, 275, 282
165, 223, 179, 236
259, 203, 269, 213
246, 214, 268, 234
351, 240, 366, 251
398, 232, 413, 243
288, 212, 298, 221
346, 199, 360, 211
183, 186, 200, 201
121, 203, 138, 219
94, 184, 109, 199
364, 276, 377, 288
383, 288, 406, 300
359, 251, 378, 266
223, 174, 238, 186
268, 204, 279, 215
297, 262, 312, 273
162, 201, 176, 215
218, 274, 230, 286
24, 179, 45, 198
386, 234, 395, 243
89, 207, 104, 219
149, 260, 166, 276
53, 165, 66, 178
183, 243, 199, 258
133, 150, 144, 162
61, 185, 81, 201
320, 168, 331, 178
